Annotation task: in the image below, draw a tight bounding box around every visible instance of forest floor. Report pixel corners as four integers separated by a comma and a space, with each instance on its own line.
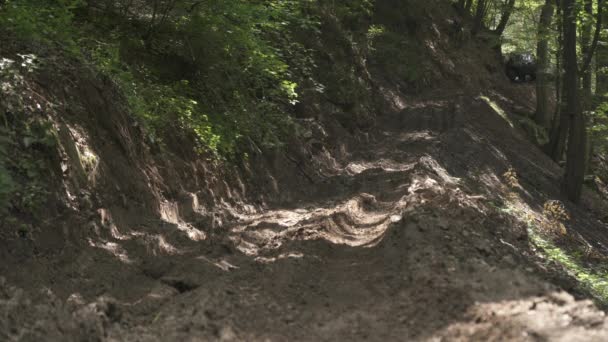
4, 86, 608, 341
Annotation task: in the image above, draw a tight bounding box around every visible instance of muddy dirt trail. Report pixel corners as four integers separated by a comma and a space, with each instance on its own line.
112, 94, 608, 341
4, 93, 608, 342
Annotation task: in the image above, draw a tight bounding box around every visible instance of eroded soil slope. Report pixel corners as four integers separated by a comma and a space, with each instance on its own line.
3, 1, 608, 340
3, 88, 608, 341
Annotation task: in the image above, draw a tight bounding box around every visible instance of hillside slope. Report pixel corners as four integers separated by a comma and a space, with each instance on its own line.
2, 1, 608, 341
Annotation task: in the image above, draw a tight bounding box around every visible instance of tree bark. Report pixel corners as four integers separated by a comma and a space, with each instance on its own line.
546, 0, 566, 160
465, 0, 474, 13
458, 0, 467, 11
581, 0, 603, 77
473, 0, 488, 34
494, 0, 517, 36
581, 0, 603, 181
597, 3, 608, 95
597, 36, 608, 95
535, 0, 555, 130
563, 0, 587, 202
581, 0, 594, 103
546, 100, 569, 161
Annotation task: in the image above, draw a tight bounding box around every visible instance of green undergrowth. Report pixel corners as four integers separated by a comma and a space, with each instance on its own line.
480, 95, 549, 145
1, 0, 322, 159
0, 0, 434, 220
528, 229, 608, 305
81, 0, 318, 158
0, 0, 432, 159
0, 54, 57, 223
493, 197, 608, 306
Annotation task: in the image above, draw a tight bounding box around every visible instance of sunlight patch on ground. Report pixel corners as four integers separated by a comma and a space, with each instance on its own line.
87, 238, 134, 264
197, 256, 239, 271
254, 252, 305, 264
437, 291, 603, 340
231, 192, 410, 256
130, 231, 181, 255
529, 230, 608, 304
229, 155, 469, 259
478, 95, 515, 128
496, 191, 608, 306
159, 201, 206, 241
67, 123, 100, 184
345, 159, 414, 175
97, 208, 130, 240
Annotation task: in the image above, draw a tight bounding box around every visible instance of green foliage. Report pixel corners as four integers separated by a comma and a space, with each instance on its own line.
80, 0, 322, 158
529, 229, 608, 305
4, 0, 313, 160
331, 0, 375, 31
89, 42, 222, 154
0, 122, 55, 218
590, 105, 608, 153
0, 53, 54, 216
501, 0, 544, 55
0, 127, 15, 214
497, 195, 608, 306
0, 0, 83, 52
0, 118, 55, 217
518, 116, 550, 145
171, 0, 313, 150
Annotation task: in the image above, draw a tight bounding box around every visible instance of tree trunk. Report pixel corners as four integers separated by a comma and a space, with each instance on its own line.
597, 41, 608, 94
535, 0, 555, 129
494, 0, 517, 36
581, 0, 603, 82
581, 0, 603, 180
458, 0, 466, 11
595, 2, 608, 94
473, 0, 488, 34
581, 0, 594, 104
465, 0, 474, 13
562, 0, 587, 202
546, 0, 566, 160
546, 100, 569, 161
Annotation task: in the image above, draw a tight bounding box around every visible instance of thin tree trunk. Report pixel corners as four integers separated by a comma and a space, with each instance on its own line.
458, 0, 467, 11
597, 37, 608, 94
546, 0, 566, 160
535, 0, 555, 129
597, 4, 608, 95
563, 0, 587, 202
494, 0, 517, 36
581, 0, 603, 179
581, 0, 603, 76
473, 0, 488, 34
465, 0, 474, 13
547, 101, 569, 161
581, 0, 594, 104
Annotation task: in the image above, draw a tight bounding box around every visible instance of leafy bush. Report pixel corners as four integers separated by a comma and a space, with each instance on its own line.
0, 53, 55, 216
79, 0, 321, 158
0, 0, 83, 51
89, 42, 222, 154
0, 127, 15, 214
590, 104, 608, 154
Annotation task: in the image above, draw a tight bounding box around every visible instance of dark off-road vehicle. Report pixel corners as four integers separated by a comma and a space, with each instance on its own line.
505, 53, 537, 82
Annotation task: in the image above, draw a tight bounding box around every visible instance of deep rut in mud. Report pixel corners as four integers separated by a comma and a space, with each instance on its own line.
107, 97, 608, 341
4, 96, 608, 341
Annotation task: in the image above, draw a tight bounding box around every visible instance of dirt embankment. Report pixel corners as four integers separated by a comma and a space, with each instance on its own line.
3, 1, 608, 341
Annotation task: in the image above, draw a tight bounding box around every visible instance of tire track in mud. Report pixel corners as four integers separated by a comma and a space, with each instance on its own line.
103, 98, 608, 341
4, 98, 608, 341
